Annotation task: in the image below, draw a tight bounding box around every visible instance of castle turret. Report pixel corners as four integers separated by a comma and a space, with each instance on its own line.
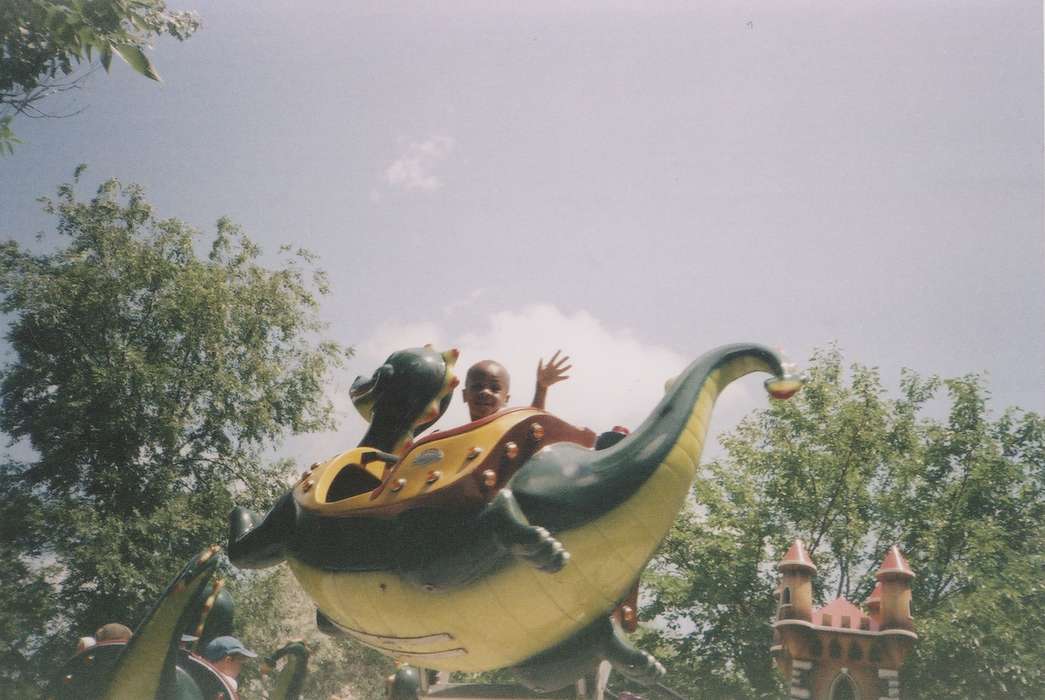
876, 545, 915, 632
777, 539, 816, 622
864, 581, 882, 624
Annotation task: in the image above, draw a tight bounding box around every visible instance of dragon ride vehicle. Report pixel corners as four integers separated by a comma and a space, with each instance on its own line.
46, 547, 309, 700
228, 343, 802, 692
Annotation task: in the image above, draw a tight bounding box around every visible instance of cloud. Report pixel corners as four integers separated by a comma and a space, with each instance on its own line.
453, 305, 688, 431
441, 288, 484, 318
294, 304, 771, 465
383, 136, 455, 193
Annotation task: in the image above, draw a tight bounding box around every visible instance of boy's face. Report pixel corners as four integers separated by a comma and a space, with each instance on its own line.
214, 653, 246, 679
462, 361, 511, 421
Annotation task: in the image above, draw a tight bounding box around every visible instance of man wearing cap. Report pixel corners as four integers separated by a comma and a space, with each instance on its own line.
202, 635, 257, 691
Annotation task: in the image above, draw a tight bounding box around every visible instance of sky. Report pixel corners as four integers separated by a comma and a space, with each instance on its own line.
1, 1, 1042, 468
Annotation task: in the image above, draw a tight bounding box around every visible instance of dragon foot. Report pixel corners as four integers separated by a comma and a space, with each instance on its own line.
608, 646, 665, 686
604, 620, 665, 686
512, 525, 570, 572
482, 489, 569, 573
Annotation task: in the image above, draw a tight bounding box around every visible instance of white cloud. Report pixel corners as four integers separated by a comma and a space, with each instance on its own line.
454, 304, 687, 431
357, 319, 446, 362
295, 305, 774, 465
441, 288, 484, 318
383, 135, 455, 192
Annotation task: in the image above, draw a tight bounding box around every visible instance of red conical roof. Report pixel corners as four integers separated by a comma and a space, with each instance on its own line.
778, 539, 817, 573
876, 545, 914, 579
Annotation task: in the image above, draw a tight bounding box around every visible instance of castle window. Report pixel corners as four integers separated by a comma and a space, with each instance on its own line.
809, 638, 823, 657
848, 642, 863, 661
869, 644, 883, 663
829, 638, 842, 659
782, 587, 791, 605
840, 615, 851, 628
908, 599, 913, 618
829, 673, 859, 700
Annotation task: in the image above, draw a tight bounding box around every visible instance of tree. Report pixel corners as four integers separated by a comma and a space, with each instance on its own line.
641, 346, 1045, 699
0, 169, 351, 693
0, 0, 199, 153
234, 568, 395, 700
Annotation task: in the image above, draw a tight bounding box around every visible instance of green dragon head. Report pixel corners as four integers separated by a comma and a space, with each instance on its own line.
350, 345, 459, 443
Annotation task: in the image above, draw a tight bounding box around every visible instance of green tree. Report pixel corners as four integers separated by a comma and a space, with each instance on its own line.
234, 568, 395, 700
0, 0, 199, 153
642, 347, 1045, 699
0, 169, 350, 693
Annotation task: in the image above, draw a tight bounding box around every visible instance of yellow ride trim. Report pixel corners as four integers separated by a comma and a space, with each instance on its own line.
296, 410, 543, 514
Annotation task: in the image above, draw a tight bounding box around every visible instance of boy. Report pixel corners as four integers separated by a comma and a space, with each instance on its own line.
202, 636, 257, 691
462, 350, 571, 421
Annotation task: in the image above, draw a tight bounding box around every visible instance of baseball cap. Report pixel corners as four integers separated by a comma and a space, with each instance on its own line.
202, 635, 258, 661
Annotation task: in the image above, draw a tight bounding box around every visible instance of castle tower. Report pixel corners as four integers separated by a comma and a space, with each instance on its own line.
876, 545, 915, 633
772, 543, 918, 700
777, 539, 816, 622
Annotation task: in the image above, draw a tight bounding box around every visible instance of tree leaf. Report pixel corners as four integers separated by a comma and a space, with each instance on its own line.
100, 44, 113, 72
112, 43, 161, 82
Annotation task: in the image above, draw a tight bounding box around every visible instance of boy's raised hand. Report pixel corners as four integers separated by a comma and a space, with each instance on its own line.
537, 350, 572, 390
532, 350, 571, 410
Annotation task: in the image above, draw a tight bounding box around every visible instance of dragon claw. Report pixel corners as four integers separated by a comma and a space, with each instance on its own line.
617, 650, 665, 685
512, 526, 570, 573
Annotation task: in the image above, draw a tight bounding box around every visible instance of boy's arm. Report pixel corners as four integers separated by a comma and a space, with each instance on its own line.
532, 350, 571, 409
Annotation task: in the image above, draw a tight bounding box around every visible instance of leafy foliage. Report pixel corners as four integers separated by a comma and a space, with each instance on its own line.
234, 568, 395, 700
0, 170, 351, 693
0, 0, 199, 152
642, 346, 1045, 699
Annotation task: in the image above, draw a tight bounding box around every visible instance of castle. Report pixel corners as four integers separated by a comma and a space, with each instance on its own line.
771, 540, 917, 700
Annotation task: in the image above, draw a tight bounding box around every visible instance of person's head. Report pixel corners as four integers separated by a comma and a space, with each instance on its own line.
202, 635, 257, 679
94, 623, 132, 643
462, 360, 511, 421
